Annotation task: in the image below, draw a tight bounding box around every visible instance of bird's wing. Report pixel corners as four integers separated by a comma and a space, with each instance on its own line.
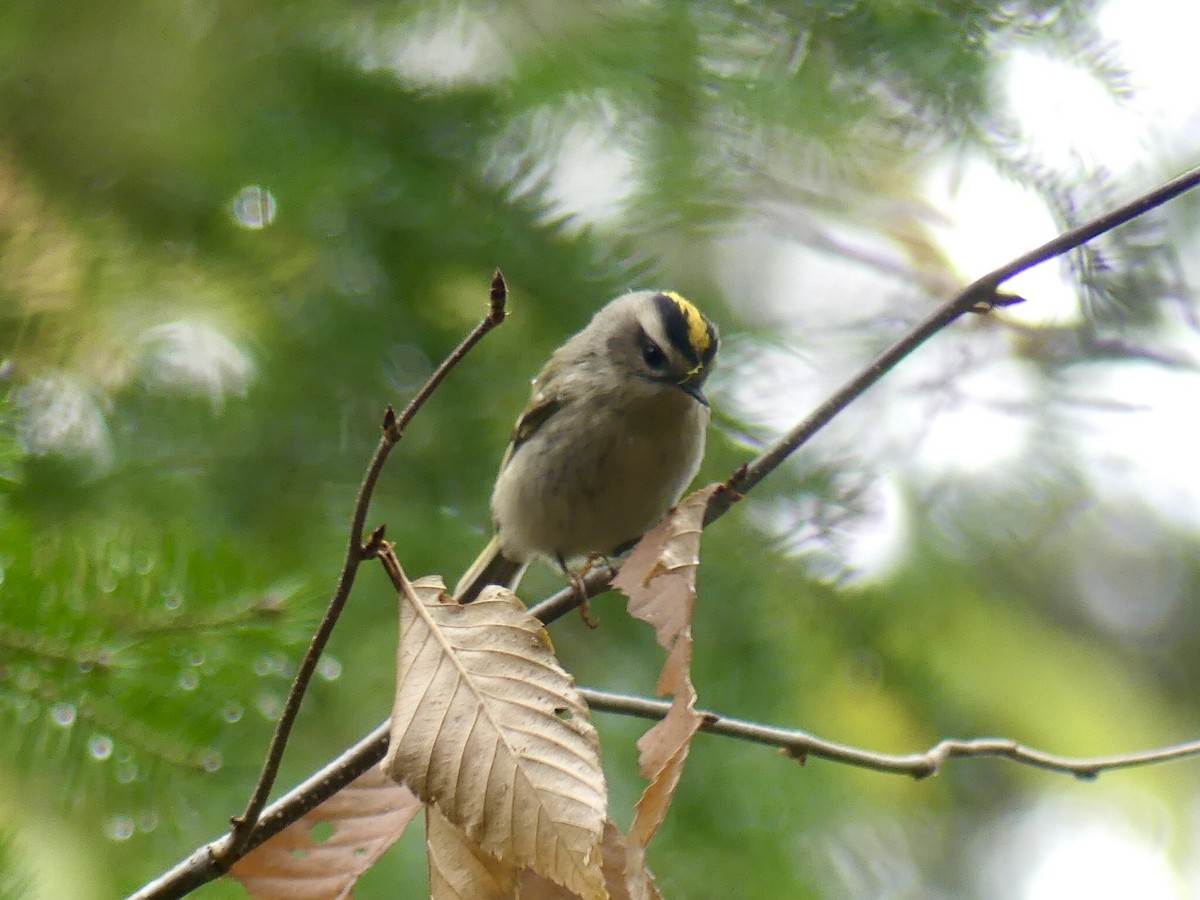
499, 391, 563, 469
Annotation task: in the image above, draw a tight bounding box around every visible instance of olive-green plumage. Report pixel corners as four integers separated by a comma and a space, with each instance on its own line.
454, 291, 719, 603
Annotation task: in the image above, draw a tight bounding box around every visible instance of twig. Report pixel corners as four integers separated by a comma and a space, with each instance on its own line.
708, 163, 1200, 522
128, 724, 391, 900
376, 541, 414, 597
527, 565, 617, 624
217, 271, 508, 862
579, 688, 1200, 779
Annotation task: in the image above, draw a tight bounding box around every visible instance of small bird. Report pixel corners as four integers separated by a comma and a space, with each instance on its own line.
454, 290, 719, 603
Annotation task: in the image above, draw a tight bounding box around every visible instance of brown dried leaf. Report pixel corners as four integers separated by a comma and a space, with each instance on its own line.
383, 576, 607, 900
611, 485, 718, 873
229, 765, 423, 900
427, 804, 519, 900
516, 871, 580, 899
518, 821, 657, 900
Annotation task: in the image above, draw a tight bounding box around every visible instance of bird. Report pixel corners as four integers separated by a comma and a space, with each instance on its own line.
454, 290, 718, 604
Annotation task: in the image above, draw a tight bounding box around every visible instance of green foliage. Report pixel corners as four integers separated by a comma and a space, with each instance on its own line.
0, 827, 31, 900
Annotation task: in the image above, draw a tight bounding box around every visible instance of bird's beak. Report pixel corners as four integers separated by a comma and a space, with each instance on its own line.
679, 378, 709, 407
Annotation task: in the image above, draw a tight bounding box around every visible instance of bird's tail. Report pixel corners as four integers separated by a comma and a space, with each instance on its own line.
453, 534, 528, 603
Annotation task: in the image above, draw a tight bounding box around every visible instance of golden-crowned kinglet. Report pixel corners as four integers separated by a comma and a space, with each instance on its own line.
454, 290, 719, 603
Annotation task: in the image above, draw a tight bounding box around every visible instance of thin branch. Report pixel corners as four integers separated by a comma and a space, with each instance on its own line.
376, 540, 415, 598
351, 270, 511, 549
218, 271, 508, 861
527, 565, 617, 624
579, 688, 1200, 780
710, 163, 1200, 521
128, 725, 391, 900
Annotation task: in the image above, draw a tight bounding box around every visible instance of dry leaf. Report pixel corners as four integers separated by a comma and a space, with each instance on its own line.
593, 820, 658, 900
517, 871, 581, 899
611, 485, 718, 890
427, 804, 519, 899
229, 765, 423, 900
518, 821, 657, 900
383, 575, 607, 900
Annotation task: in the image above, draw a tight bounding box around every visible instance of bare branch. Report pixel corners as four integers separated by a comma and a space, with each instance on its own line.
219, 272, 509, 861
579, 688, 1200, 780
709, 163, 1200, 523
128, 725, 391, 900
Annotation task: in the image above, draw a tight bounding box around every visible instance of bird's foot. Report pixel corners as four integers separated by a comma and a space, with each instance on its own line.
560, 552, 602, 629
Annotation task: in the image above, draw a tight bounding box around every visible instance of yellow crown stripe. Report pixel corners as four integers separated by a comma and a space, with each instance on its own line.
664, 291, 711, 356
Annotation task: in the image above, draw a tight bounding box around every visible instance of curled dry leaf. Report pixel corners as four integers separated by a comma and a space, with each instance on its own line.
611, 484, 719, 887
518, 820, 656, 900
427, 804, 519, 900
228, 765, 423, 900
382, 574, 607, 900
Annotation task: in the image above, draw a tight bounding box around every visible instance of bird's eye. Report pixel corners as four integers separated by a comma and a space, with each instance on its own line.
641, 338, 667, 369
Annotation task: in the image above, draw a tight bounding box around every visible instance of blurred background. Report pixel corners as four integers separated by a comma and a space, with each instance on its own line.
2, 1, 1200, 897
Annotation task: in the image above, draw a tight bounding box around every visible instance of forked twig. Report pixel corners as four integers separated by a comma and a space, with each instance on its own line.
714, 163, 1200, 517
217, 271, 508, 862
580, 688, 1200, 780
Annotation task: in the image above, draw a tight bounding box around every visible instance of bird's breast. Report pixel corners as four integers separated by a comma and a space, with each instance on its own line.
491, 391, 708, 562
